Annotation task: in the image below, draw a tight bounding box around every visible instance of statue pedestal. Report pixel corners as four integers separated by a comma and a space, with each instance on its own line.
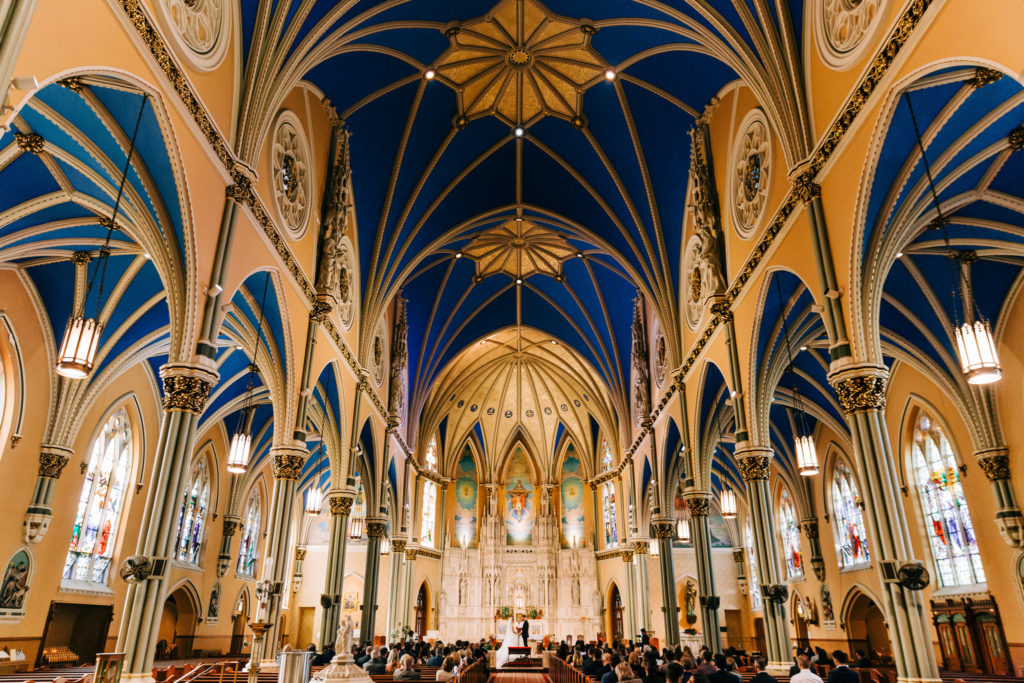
311, 655, 371, 683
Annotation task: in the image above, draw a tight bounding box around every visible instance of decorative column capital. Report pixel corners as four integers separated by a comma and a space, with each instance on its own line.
310, 299, 332, 325
620, 549, 635, 564
365, 516, 388, 539
735, 447, 773, 481
791, 172, 821, 204
39, 444, 74, 478
975, 447, 1010, 481
828, 363, 888, 414
295, 547, 307, 561
651, 517, 675, 539
159, 363, 218, 414
270, 446, 308, 480
328, 488, 356, 516
405, 548, 419, 561
71, 250, 92, 265
801, 519, 819, 539
390, 539, 407, 555
632, 540, 650, 555
683, 494, 711, 516
732, 548, 745, 565
226, 176, 252, 202
222, 518, 239, 537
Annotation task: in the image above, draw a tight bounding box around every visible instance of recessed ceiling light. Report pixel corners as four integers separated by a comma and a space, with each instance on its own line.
896, 251, 904, 258
514, 126, 524, 137
516, 278, 522, 284
800, 345, 808, 351
576, 251, 584, 258
605, 69, 616, 81
235, 345, 243, 351
424, 69, 436, 80
551, 340, 558, 345
143, 252, 151, 259
455, 252, 463, 258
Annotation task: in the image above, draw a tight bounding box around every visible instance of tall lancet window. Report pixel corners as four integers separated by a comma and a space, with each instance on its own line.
601, 438, 614, 472
778, 488, 802, 578
63, 408, 133, 585
912, 413, 985, 587
745, 519, 762, 610
420, 437, 437, 547
237, 488, 261, 576
176, 458, 210, 564
831, 460, 869, 566
603, 482, 619, 547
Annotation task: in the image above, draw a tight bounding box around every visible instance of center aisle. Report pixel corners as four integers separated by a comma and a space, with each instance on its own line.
488, 674, 551, 683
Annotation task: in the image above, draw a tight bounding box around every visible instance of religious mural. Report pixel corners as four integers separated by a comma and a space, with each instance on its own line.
504, 447, 534, 545
560, 446, 585, 548
454, 447, 478, 547
0, 549, 30, 617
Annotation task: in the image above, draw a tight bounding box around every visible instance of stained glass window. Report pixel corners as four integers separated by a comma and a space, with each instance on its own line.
421, 480, 436, 547
237, 489, 261, 576
175, 458, 210, 564
831, 460, 869, 566
912, 413, 985, 587
425, 437, 437, 471
63, 408, 133, 585
601, 438, 614, 472
745, 519, 762, 610
778, 488, 802, 578
603, 482, 618, 547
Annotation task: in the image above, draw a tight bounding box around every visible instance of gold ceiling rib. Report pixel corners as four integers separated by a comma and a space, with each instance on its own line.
462, 219, 576, 279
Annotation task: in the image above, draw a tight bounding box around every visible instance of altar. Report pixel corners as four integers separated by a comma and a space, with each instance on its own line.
436, 482, 602, 641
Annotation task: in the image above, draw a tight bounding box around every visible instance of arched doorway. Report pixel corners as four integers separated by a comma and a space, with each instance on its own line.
608, 584, 624, 643
231, 590, 249, 655
791, 594, 810, 650
159, 585, 198, 659
414, 583, 429, 637
844, 590, 890, 660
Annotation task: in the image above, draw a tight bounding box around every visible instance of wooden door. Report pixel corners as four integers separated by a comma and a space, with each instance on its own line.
976, 614, 1010, 676
414, 585, 427, 637
611, 586, 624, 640
935, 617, 959, 671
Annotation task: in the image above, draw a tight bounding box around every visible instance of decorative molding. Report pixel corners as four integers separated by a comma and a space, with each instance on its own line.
1008, 125, 1024, 152
14, 133, 44, 154
650, 518, 675, 539
684, 496, 711, 516
736, 455, 771, 481
968, 67, 1004, 88
160, 364, 217, 414
222, 519, 238, 537
632, 540, 649, 555
830, 372, 887, 413
366, 519, 388, 540
38, 445, 73, 479
328, 492, 355, 516
976, 452, 1010, 481
271, 449, 306, 480
295, 547, 307, 561
801, 520, 819, 539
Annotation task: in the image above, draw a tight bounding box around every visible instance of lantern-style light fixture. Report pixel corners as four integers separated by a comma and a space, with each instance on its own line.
905, 92, 1001, 385
227, 275, 272, 474
349, 515, 364, 540
677, 517, 691, 543
57, 96, 148, 379
773, 277, 818, 476
720, 488, 737, 519
380, 536, 391, 555
650, 539, 659, 557
305, 449, 324, 515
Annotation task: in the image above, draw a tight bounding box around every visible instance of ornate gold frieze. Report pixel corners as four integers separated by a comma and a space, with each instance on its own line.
977, 453, 1010, 481
792, 173, 822, 203
161, 374, 214, 413
737, 455, 770, 481
831, 374, 887, 413
272, 453, 305, 480
38, 451, 70, 478
15, 133, 44, 154
226, 179, 252, 202
732, 549, 744, 565
685, 496, 711, 516
310, 300, 332, 326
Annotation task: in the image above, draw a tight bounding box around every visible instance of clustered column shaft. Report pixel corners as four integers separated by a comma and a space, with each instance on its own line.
319, 491, 354, 646
685, 494, 721, 653
651, 517, 679, 647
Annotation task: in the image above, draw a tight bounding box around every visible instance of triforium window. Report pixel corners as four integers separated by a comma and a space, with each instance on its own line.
831, 459, 869, 567
778, 488, 802, 578
601, 438, 614, 472
64, 407, 133, 585
745, 519, 762, 610
175, 457, 210, 564
603, 481, 618, 547
912, 413, 985, 587
237, 488, 261, 576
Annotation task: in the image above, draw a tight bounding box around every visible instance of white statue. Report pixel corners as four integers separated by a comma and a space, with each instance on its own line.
336, 614, 354, 656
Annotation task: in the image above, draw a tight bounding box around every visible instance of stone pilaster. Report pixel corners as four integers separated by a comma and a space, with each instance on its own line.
801, 519, 825, 581
23, 444, 74, 543
216, 517, 239, 577
632, 540, 653, 632
975, 447, 1023, 547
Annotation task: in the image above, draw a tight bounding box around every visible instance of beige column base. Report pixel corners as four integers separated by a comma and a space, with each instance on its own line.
766, 663, 791, 676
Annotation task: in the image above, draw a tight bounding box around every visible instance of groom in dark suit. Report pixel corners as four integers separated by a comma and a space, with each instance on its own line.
521, 618, 530, 647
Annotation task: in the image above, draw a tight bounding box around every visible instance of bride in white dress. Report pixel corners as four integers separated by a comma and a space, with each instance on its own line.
494, 618, 519, 668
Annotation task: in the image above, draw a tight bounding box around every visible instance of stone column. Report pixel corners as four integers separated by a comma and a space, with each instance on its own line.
319, 490, 355, 647
115, 363, 217, 679
360, 517, 388, 644
975, 447, 1024, 546
384, 538, 404, 640
261, 445, 308, 658
685, 494, 721, 653
801, 519, 825, 581
632, 540, 653, 632
735, 447, 791, 671
829, 365, 940, 683
22, 444, 74, 543
651, 517, 679, 647
620, 548, 637, 641
216, 517, 240, 578
404, 548, 419, 632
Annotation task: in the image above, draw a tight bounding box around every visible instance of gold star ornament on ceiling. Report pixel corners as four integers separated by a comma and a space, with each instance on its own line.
433, 0, 609, 130
462, 219, 576, 280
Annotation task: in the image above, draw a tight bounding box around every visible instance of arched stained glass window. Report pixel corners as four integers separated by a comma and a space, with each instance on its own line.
421, 479, 437, 547
601, 438, 614, 472
175, 458, 210, 564
603, 482, 618, 547
831, 460, 869, 566
63, 408, 133, 585
912, 413, 985, 587
778, 488, 802, 578
425, 437, 437, 471
237, 489, 261, 576
745, 519, 762, 610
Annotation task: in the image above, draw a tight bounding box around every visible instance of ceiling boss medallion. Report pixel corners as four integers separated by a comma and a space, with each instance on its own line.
463, 219, 575, 280
433, 0, 608, 128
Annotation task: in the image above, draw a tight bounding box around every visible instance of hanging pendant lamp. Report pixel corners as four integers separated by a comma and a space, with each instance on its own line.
773, 277, 818, 475
305, 448, 324, 515
57, 96, 148, 378
227, 275, 272, 474
905, 93, 1001, 385
720, 488, 737, 519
